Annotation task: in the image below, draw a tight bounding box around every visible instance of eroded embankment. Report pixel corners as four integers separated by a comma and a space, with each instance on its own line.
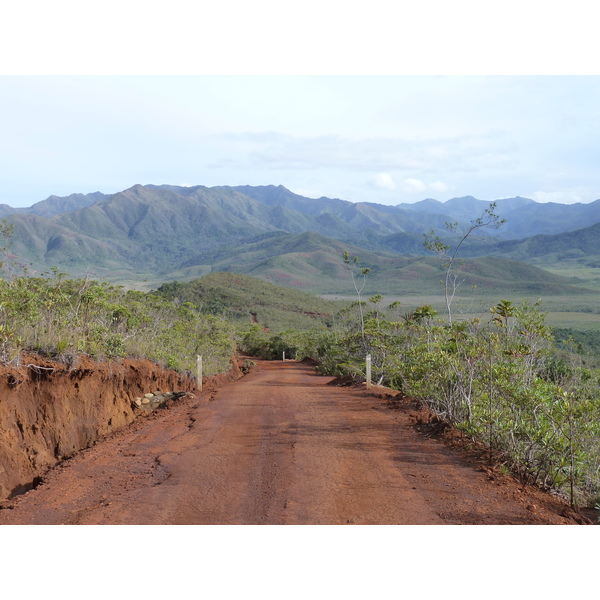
0, 353, 242, 501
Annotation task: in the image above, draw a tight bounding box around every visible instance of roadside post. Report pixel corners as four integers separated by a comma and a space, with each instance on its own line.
197, 355, 203, 392
366, 354, 372, 389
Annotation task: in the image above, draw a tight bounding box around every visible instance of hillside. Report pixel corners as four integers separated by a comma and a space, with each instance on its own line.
162, 234, 591, 297
484, 221, 600, 267
396, 195, 600, 239
230, 186, 600, 240
5, 184, 600, 244
154, 272, 341, 331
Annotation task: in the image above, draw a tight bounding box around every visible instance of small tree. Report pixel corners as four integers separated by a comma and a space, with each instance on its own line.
491, 299, 515, 331
424, 202, 505, 324
343, 251, 370, 350
413, 304, 437, 326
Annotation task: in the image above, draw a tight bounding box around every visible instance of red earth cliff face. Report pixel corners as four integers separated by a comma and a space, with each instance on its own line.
0, 353, 241, 500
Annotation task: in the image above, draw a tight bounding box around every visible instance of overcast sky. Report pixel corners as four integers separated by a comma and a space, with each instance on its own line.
2, 5, 599, 208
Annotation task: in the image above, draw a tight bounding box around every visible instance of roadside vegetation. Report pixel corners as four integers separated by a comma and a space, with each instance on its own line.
0, 223, 236, 375
0, 271, 236, 376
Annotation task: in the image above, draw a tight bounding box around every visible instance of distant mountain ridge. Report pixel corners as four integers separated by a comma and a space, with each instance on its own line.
5, 184, 600, 240
0, 192, 106, 219
225, 186, 600, 240
2, 183, 599, 293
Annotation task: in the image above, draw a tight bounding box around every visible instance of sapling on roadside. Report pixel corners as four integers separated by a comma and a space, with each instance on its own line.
423, 203, 505, 325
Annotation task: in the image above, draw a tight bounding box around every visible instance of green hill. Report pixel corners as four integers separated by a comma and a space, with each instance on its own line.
161, 230, 589, 298
154, 272, 341, 331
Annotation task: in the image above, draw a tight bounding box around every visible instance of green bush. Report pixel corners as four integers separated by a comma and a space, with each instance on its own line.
0, 275, 236, 376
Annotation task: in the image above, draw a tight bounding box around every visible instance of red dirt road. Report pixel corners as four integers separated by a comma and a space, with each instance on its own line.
0, 360, 585, 525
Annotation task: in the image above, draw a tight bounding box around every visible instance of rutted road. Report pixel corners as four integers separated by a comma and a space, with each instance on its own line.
0, 360, 579, 524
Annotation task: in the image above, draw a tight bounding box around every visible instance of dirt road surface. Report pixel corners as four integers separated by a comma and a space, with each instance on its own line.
0, 360, 586, 525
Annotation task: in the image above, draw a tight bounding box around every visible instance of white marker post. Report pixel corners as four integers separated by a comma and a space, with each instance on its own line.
197, 355, 203, 392
366, 354, 372, 389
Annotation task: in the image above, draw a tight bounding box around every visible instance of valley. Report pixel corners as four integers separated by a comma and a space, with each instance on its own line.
3, 182, 600, 353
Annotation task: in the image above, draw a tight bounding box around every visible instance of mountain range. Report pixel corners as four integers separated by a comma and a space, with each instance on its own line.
2, 184, 599, 294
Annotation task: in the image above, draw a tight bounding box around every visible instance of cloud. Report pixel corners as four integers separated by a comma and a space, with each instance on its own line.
209, 131, 516, 175
371, 173, 397, 190
403, 178, 427, 192
429, 181, 449, 192
531, 190, 585, 204
401, 178, 448, 194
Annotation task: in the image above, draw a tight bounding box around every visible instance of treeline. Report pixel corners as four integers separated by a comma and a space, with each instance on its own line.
240, 298, 600, 508
554, 327, 600, 359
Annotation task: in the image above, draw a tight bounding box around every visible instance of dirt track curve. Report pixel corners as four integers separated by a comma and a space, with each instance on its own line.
0, 359, 587, 525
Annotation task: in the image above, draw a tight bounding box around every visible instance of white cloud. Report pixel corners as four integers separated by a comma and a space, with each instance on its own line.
403, 178, 427, 192
400, 178, 449, 196
210, 131, 516, 175
429, 181, 449, 192
531, 190, 585, 204
371, 173, 397, 191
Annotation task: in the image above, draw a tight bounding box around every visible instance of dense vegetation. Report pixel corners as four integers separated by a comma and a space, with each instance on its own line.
0, 222, 339, 376
0, 269, 236, 376
0, 219, 336, 373
554, 328, 600, 359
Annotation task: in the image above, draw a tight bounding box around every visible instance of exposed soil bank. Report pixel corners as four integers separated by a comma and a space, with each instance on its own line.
0, 353, 242, 500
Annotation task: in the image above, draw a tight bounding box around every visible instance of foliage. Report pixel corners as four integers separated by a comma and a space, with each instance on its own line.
0, 273, 236, 376
553, 327, 600, 360
154, 272, 340, 332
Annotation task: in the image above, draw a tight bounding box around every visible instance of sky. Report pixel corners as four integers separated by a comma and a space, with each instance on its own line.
3, 74, 599, 208
1, 1, 599, 209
